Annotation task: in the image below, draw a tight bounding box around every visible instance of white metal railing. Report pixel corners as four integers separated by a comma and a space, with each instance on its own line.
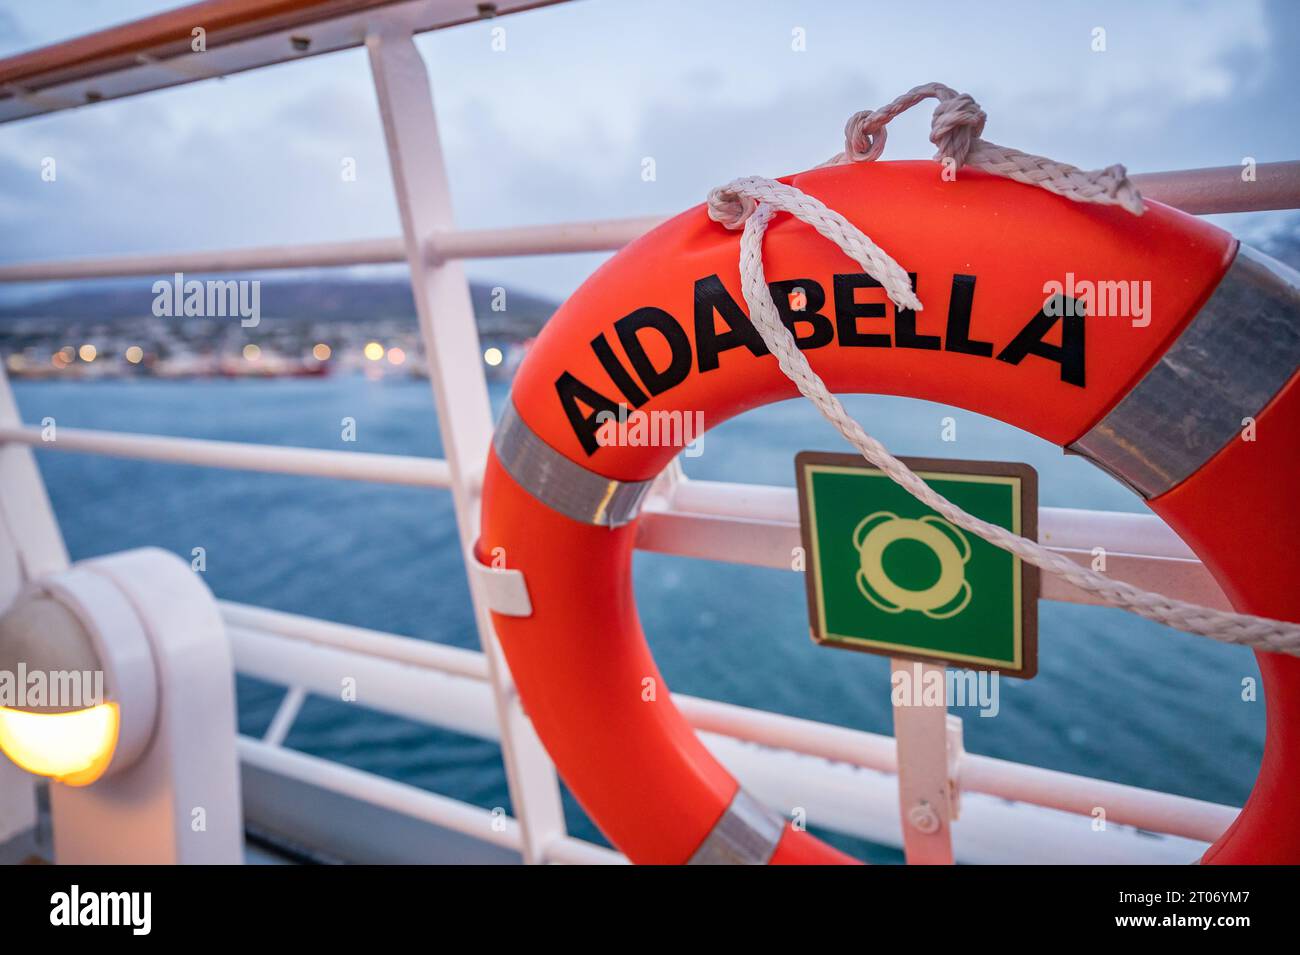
0, 420, 1233, 611
0, 216, 664, 283
0, 167, 1296, 283
641, 478, 1231, 610
236, 735, 626, 865
0, 425, 452, 487
0, 0, 567, 126
2, 0, 1296, 865
1127, 161, 1300, 215
222, 599, 1233, 862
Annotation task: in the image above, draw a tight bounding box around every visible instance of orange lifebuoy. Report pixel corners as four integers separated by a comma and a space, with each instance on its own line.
477, 160, 1300, 864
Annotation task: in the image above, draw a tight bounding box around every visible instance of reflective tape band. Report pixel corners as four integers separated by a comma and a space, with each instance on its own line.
686, 788, 785, 865
1069, 244, 1300, 499
492, 399, 654, 528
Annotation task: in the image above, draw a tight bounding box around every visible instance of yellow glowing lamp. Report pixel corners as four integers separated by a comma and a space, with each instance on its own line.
0, 581, 156, 790
0, 550, 240, 864
0, 703, 119, 786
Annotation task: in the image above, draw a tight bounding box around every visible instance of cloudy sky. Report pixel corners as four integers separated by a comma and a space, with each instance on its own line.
0, 0, 1297, 302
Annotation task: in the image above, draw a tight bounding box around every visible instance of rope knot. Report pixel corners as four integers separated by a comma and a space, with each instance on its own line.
1095, 162, 1146, 216
706, 184, 758, 230
929, 92, 986, 168
824, 82, 1145, 215
842, 108, 890, 163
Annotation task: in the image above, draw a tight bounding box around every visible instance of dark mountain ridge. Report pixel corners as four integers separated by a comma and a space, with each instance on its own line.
0, 275, 558, 341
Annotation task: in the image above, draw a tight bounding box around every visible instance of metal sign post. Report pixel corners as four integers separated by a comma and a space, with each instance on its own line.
890, 660, 958, 865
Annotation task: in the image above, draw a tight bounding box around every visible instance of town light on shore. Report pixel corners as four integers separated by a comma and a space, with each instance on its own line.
484, 347, 503, 367
124, 346, 144, 364
387, 346, 406, 366
312, 343, 332, 361
78, 344, 97, 362
364, 341, 385, 361
243, 343, 261, 361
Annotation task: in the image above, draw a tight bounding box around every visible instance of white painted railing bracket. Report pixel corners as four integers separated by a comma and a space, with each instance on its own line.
469, 548, 532, 618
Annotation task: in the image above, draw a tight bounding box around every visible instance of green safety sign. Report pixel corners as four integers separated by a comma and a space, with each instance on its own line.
795, 452, 1039, 677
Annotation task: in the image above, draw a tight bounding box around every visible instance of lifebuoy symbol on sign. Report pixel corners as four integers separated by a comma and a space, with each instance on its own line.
852, 512, 973, 620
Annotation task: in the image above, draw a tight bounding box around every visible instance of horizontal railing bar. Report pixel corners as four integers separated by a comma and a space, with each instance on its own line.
225, 608, 1238, 845
238, 735, 522, 852
0, 421, 1227, 610
1130, 160, 1300, 215
228, 623, 501, 742
676, 694, 900, 772
664, 479, 1196, 555
681, 696, 1235, 845
243, 718, 1207, 863
643, 478, 1232, 611
0, 238, 407, 281
0, 0, 567, 126
0, 425, 451, 487
957, 749, 1235, 842
428, 216, 664, 261
0, 422, 1227, 609
0, 217, 663, 283
0, 161, 1295, 282
701, 733, 1208, 863
222, 600, 489, 680
239, 734, 624, 864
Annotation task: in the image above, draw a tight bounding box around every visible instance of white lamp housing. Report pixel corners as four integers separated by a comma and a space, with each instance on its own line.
0, 547, 242, 863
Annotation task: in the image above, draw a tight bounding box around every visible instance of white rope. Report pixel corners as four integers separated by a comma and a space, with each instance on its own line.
707, 83, 1300, 657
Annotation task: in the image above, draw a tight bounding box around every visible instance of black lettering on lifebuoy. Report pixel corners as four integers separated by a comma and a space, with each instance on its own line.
996, 295, 1086, 386
615, 307, 693, 396
833, 273, 890, 347
555, 370, 622, 455
554, 270, 1089, 454
590, 332, 648, 407
769, 278, 834, 350
943, 274, 994, 357
694, 274, 769, 371
895, 273, 940, 351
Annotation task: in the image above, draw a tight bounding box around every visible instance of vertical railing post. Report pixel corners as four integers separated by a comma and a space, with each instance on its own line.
0, 363, 69, 843
365, 26, 566, 864
890, 660, 957, 864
